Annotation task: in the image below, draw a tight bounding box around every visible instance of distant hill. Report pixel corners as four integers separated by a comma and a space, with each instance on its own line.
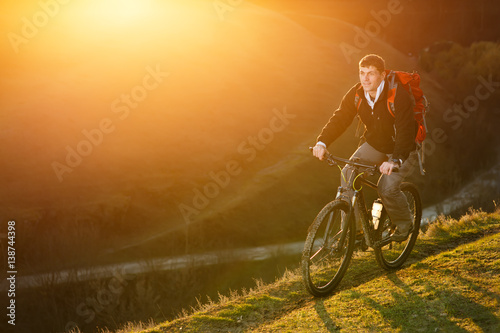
249, 0, 500, 55
0, 0, 453, 270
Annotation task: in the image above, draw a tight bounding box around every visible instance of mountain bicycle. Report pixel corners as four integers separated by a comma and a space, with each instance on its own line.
301, 151, 422, 297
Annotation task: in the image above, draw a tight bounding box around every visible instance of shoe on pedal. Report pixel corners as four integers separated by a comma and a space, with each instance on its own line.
390, 225, 413, 242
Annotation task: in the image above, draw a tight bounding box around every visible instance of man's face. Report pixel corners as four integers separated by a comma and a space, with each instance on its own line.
359, 66, 386, 95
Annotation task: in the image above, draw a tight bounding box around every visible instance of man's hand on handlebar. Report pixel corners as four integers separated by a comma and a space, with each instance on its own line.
379, 161, 398, 175
312, 143, 327, 160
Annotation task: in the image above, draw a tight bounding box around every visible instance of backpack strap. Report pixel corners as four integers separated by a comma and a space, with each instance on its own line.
354, 84, 365, 144
354, 84, 363, 110
386, 70, 397, 117
384, 71, 398, 143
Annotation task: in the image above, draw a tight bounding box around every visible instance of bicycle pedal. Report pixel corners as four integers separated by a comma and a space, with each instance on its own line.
375, 236, 392, 248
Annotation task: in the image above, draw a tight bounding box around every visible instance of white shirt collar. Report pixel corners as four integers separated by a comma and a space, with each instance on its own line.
364, 80, 385, 109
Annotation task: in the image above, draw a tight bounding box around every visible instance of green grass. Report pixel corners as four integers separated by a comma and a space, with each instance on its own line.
107, 208, 500, 333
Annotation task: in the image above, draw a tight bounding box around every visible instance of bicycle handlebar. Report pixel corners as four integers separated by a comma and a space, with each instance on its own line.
309, 147, 399, 174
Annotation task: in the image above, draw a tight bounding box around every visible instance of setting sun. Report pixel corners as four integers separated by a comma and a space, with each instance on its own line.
62, 0, 206, 28
73, 0, 154, 25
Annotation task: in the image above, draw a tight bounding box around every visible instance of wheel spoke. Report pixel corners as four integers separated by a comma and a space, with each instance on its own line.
309, 246, 326, 262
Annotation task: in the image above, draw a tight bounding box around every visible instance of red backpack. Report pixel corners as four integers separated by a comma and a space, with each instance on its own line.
354, 70, 429, 145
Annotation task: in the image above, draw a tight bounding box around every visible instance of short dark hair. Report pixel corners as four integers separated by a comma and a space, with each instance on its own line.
359, 54, 385, 73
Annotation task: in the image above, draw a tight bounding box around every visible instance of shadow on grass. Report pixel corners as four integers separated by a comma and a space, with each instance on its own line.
333, 226, 500, 292
311, 228, 500, 332
356, 273, 500, 332
313, 298, 340, 332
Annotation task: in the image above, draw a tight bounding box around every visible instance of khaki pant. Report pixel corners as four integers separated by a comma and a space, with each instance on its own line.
341, 142, 417, 233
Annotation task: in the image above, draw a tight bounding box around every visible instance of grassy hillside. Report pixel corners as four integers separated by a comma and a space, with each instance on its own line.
115, 208, 500, 333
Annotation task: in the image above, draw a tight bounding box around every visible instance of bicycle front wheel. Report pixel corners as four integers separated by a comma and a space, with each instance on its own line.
374, 182, 422, 270
301, 200, 355, 297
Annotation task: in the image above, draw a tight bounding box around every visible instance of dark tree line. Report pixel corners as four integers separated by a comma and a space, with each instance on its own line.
388, 0, 500, 55
251, 0, 500, 55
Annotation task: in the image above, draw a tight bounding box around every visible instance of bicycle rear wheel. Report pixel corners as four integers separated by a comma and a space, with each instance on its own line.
374, 182, 422, 270
301, 200, 355, 297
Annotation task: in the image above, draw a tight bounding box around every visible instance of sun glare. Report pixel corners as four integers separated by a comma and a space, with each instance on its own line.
77, 0, 154, 25
60, 0, 207, 35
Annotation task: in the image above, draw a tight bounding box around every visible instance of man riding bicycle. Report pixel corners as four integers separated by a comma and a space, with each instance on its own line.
312, 54, 418, 242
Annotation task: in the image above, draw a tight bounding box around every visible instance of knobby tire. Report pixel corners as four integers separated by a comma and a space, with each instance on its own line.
301, 200, 355, 297
374, 182, 422, 270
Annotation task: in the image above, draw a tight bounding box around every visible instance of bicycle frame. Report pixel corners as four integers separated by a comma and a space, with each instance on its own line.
327, 154, 382, 249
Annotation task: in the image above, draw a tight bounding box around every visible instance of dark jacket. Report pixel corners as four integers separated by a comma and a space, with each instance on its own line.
317, 80, 416, 161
